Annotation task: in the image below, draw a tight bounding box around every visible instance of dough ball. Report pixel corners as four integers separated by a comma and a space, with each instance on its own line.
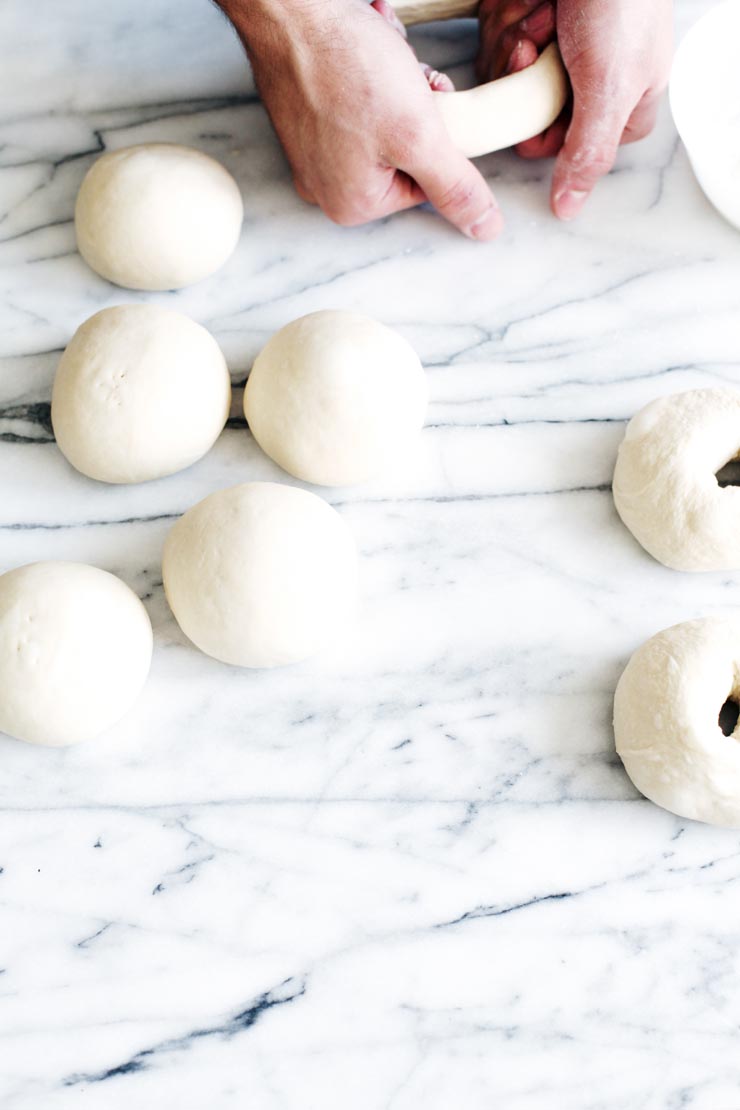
75, 143, 243, 290
0, 562, 153, 747
162, 482, 357, 667
613, 388, 740, 571
243, 310, 427, 486
52, 304, 231, 484
614, 617, 740, 828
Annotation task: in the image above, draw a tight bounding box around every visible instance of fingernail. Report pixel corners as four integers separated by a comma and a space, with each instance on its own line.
504, 41, 525, 76
469, 205, 503, 241
554, 188, 588, 221
430, 69, 454, 92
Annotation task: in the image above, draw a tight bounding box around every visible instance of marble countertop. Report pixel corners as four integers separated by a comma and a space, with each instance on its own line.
2, 1, 740, 1106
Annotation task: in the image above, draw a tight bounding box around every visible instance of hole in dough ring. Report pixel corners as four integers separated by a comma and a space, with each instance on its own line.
613, 388, 740, 572
614, 617, 740, 828
390, 0, 569, 158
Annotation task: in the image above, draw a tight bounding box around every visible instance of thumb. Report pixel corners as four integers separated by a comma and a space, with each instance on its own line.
407, 133, 503, 241
551, 96, 630, 220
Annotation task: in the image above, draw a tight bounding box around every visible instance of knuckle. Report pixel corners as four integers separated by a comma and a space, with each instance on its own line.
323, 196, 372, 227
500, 26, 520, 53
624, 104, 658, 144
623, 120, 652, 143
387, 116, 430, 165
324, 203, 360, 227
566, 143, 614, 178
435, 177, 479, 216
587, 151, 616, 177
500, 0, 539, 24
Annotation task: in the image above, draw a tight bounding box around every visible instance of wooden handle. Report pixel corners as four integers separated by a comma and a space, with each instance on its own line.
390, 0, 478, 25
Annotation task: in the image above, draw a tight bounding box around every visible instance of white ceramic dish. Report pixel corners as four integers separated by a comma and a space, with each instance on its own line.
670, 0, 740, 230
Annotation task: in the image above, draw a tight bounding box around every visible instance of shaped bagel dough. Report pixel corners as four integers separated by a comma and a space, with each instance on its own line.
613, 389, 740, 572
0, 562, 153, 747
75, 143, 243, 290
162, 482, 357, 668
614, 617, 740, 828
52, 304, 231, 485
434, 44, 568, 159
244, 310, 427, 487
390, 0, 568, 158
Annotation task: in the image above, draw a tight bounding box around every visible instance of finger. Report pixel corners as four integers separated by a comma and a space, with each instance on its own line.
492, 27, 533, 78
491, 2, 555, 78
370, 0, 408, 39
373, 171, 428, 217
498, 0, 543, 27
373, 0, 449, 88
622, 91, 660, 145
421, 63, 455, 92
504, 35, 563, 160
476, 0, 543, 81
515, 113, 568, 159
319, 170, 427, 226
504, 37, 539, 76
518, 2, 555, 47
407, 135, 503, 240
551, 96, 632, 220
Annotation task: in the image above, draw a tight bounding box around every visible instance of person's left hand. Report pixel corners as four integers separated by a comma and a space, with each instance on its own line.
476, 0, 673, 219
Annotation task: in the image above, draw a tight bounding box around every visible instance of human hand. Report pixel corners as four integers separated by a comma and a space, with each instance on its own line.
476, 0, 673, 219
220, 0, 502, 239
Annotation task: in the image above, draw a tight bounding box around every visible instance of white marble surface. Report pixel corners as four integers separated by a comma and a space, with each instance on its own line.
2, 1, 740, 1106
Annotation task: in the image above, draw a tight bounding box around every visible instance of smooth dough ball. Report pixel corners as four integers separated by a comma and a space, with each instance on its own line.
243, 310, 428, 487
52, 304, 231, 484
75, 143, 244, 290
162, 482, 357, 667
614, 617, 740, 828
613, 388, 740, 571
0, 562, 153, 747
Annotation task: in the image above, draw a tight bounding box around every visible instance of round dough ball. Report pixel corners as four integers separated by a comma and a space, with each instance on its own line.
243, 310, 427, 486
613, 388, 740, 571
162, 482, 357, 667
52, 304, 231, 484
614, 617, 740, 828
0, 562, 153, 747
75, 143, 243, 290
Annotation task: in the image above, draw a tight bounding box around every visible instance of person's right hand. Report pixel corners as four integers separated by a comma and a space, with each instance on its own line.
220, 0, 503, 240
